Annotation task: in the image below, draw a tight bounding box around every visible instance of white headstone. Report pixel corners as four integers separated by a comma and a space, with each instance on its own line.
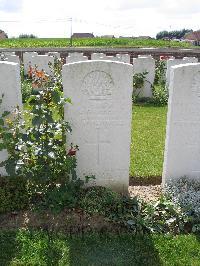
5, 55, 20, 65
162, 63, 200, 183
116, 54, 130, 64
23, 52, 38, 75
0, 62, 22, 176
47, 52, 60, 59
31, 55, 54, 76
138, 54, 152, 58
62, 61, 133, 192
133, 56, 155, 98
68, 52, 84, 57
66, 53, 88, 64
166, 57, 198, 88
91, 53, 106, 60
3, 52, 15, 56
91, 53, 119, 61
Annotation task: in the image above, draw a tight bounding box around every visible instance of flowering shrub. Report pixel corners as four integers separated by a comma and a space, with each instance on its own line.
0, 61, 87, 212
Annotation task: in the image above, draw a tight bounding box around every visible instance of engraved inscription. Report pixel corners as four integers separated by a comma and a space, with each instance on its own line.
191, 71, 200, 99
81, 71, 114, 100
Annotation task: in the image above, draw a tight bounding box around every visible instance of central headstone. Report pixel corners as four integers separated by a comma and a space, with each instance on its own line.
132, 55, 155, 98
62, 61, 133, 192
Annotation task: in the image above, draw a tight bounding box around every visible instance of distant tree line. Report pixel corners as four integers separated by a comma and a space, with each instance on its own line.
156, 29, 193, 40
18, 34, 37, 39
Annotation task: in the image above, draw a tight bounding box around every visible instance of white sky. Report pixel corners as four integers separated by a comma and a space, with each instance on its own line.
0, 0, 200, 38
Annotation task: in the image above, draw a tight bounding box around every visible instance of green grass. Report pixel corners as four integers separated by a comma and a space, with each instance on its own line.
0, 230, 199, 265
130, 103, 167, 178
0, 37, 195, 48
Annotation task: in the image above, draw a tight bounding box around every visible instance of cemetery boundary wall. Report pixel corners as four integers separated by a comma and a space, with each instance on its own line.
1, 47, 200, 63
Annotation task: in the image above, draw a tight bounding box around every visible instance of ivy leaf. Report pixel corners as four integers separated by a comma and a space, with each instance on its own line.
2, 111, 10, 117
32, 116, 42, 126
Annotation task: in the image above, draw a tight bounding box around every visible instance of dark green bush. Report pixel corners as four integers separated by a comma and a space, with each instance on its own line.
0, 176, 29, 213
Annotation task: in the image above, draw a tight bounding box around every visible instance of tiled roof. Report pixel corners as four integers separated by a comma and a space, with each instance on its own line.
185, 30, 200, 41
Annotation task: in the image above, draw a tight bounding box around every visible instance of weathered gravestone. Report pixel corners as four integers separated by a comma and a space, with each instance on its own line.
47, 52, 60, 59
0, 61, 22, 176
166, 57, 198, 88
91, 53, 106, 60
91, 53, 120, 62
162, 63, 200, 183
23, 52, 38, 75
66, 53, 88, 63
116, 54, 130, 64
62, 61, 133, 192
5, 55, 20, 65
31, 55, 54, 76
132, 55, 155, 98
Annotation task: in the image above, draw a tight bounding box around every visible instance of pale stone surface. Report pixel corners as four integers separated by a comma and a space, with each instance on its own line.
162, 63, 200, 183
5, 55, 20, 65
166, 57, 198, 88
68, 52, 84, 57
91, 53, 120, 62
31, 55, 54, 76
116, 54, 130, 63
3, 52, 15, 56
91, 53, 105, 60
133, 56, 155, 98
0, 62, 22, 176
47, 52, 60, 59
138, 54, 152, 58
66, 53, 88, 64
23, 52, 38, 75
62, 61, 133, 192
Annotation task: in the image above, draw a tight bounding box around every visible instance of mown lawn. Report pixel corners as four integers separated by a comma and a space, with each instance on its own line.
0, 37, 194, 48
131, 103, 167, 178
0, 231, 199, 266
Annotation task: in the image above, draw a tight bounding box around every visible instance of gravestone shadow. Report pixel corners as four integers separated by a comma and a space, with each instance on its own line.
68, 233, 162, 266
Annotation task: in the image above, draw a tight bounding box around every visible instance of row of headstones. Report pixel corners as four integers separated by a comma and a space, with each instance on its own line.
1, 51, 199, 98
0, 60, 199, 192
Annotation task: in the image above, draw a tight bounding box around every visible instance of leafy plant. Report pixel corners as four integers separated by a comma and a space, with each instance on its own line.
0, 63, 86, 212
152, 59, 168, 105
132, 71, 149, 102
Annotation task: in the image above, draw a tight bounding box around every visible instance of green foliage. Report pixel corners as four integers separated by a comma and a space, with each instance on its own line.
1, 231, 200, 266
152, 60, 168, 105
152, 85, 168, 106
0, 176, 28, 213
130, 104, 167, 177
0, 61, 86, 214
18, 34, 37, 38
80, 186, 199, 234
0, 37, 194, 48
132, 71, 150, 101
156, 29, 193, 40
79, 186, 122, 215
21, 79, 33, 102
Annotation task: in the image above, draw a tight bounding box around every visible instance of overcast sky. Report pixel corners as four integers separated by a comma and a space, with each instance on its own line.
0, 0, 200, 38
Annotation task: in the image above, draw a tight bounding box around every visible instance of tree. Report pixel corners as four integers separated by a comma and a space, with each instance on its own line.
156, 29, 193, 40
18, 34, 37, 38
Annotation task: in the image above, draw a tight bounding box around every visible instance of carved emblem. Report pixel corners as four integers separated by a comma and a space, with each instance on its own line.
81, 71, 114, 100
